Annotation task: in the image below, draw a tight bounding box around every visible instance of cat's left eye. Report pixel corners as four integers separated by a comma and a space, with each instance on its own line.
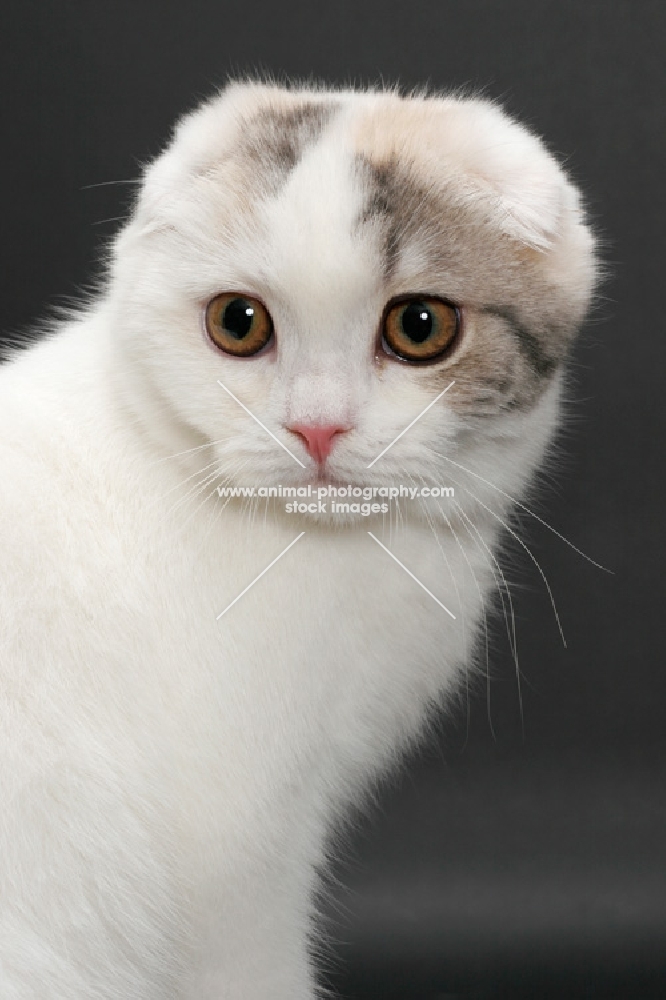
382, 296, 459, 363
205, 293, 274, 357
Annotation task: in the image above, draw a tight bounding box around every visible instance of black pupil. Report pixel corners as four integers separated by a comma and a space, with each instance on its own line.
400, 302, 433, 343
223, 298, 255, 340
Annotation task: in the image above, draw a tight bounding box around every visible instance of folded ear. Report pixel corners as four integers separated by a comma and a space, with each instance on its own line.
442, 98, 580, 252
128, 80, 327, 238
128, 82, 279, 231
485, 155, 572, 252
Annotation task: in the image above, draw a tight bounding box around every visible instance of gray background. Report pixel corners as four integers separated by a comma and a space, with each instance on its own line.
1, 1, 664, 996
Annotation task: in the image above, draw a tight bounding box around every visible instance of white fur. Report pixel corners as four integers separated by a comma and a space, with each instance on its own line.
0, 83, 594, 998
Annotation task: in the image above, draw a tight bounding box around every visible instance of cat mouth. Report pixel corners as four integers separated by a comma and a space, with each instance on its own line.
307, 465, 362, 490
314, 466, 341, 486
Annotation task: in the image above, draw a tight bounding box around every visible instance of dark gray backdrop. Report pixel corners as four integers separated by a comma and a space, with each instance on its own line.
1, 2, 664, 997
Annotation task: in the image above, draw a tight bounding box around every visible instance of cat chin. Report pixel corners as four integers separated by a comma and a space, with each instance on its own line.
210, 492, 456, 531
285, 509, 384, 529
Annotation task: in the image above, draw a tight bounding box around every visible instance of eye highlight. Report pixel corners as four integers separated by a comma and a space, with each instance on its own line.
382, 296, 459, 363
205, 293, 274, 357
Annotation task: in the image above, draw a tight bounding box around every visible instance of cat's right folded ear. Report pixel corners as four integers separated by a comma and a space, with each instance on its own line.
125, 84, 246, 229
126, 81, 289, 234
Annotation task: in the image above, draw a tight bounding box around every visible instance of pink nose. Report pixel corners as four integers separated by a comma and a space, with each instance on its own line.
288, 423, 348, 463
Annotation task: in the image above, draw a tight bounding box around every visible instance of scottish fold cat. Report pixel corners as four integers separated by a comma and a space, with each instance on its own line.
0, 82, 597, 997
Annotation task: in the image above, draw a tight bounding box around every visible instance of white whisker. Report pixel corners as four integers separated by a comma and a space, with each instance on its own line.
433, 451, 610, 573
81, 179, 141, 190
454, 499, 523, 737
404, 469, 471, 746
447, 471, 567, 648
441, 501, 495, 742
454, 499, 518, 662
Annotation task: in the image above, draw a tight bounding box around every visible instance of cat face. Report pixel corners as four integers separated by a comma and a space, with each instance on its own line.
110, 83, 597, 520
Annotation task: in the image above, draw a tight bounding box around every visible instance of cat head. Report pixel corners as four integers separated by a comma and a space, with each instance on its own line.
109, 81, 597, 522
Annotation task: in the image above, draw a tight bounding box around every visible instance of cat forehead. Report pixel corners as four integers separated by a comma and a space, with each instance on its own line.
140, 83, 569, 255
169, 82, 546, 183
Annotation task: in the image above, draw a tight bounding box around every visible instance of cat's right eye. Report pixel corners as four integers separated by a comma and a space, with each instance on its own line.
205, 293, 274, 357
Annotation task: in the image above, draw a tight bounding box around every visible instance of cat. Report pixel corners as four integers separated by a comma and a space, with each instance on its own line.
0, 80, 597, 998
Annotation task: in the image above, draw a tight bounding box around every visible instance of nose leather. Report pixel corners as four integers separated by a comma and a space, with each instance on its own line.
288, 423, 348, 463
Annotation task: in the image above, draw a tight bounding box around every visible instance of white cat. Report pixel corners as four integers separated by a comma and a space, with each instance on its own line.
0, 82, 597, 998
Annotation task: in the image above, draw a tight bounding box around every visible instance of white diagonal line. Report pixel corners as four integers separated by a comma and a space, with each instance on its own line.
367, 532, 456, 619
217, 380, 306, 468
216, 532, 305, 620
366, 380, 455, 468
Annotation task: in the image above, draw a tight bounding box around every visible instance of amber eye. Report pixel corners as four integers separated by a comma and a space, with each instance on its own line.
383, 296, 459, 363
205, 293, 274, 357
